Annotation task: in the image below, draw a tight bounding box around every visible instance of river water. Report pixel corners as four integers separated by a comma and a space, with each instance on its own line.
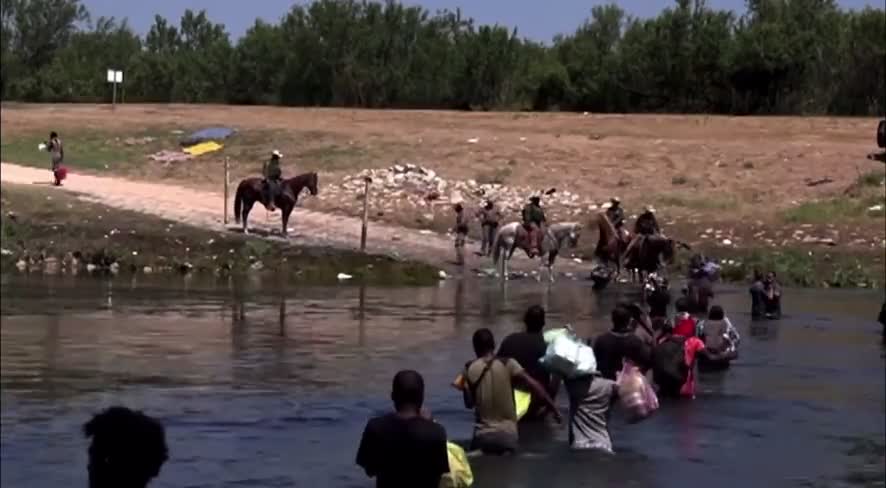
1, 273, 883, 488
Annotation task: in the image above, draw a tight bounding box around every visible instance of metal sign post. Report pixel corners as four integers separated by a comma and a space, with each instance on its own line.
106, 69, 123, 109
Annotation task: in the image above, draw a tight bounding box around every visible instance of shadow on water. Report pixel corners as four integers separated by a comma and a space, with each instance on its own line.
1, 274, 884, 487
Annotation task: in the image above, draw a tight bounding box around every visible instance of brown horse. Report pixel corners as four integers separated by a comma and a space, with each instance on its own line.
594, 212, 631, 274
233, 172, 319, 236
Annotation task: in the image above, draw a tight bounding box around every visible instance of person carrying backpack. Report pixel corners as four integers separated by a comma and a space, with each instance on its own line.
652, 321, 727, 398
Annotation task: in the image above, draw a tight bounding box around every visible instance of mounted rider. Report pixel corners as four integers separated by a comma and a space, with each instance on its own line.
262, 150, 284, 211
624, 205, 661, 260
521, 195, 546, 257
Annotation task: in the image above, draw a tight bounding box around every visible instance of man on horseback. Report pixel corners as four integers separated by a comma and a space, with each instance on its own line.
624, 205, 661, 265
521, 195, 546, 258
262, 150, 284, 212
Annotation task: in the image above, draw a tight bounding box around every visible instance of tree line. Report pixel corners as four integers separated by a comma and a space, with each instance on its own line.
1, 0, 883, 115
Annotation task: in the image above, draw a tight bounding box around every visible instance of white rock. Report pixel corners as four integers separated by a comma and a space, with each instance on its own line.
467, 138, 479, 144
722, 239, 733, 246
143, 266, 153, 274
438, 270, 448, 280
86, 263, 97, 272
0, 248, 12, 256
337, 273, 353, 280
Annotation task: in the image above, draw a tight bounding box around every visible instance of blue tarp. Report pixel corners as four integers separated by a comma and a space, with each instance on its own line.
180, 127, 236, 146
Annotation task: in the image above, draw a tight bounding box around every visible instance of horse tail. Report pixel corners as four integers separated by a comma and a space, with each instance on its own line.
234, 182, 244, 224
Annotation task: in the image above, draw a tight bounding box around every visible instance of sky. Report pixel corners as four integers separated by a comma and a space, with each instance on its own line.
81, 0, 878, 43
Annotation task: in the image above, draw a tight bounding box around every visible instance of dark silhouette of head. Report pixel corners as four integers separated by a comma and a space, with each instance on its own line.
83, 406, 168, 488
611, 305, 632, 332
473, 328, 496, 357
50, 131, 58, 139
708, 305, 725, 321
529, 196, 540, 205
485, 201, 493, 210
675, 297, 691, 313
454, 203, 464, 213
391, 370, 425, 412
524, 305, 545, 333
765, 271, 776, 283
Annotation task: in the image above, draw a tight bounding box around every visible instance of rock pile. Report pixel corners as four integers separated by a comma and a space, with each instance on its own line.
327, 163, 597, 219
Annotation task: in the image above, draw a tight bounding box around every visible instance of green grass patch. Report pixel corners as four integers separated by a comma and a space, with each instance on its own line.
655, 193, 737, 211
672, 247, 884, 288
0, 183, 439, 285
782, 195, 885, 224
856, 169, 886, 188
0, 127, 185, 171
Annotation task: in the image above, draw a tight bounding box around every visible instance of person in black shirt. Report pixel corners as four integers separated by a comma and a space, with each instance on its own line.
356, 370, 449, 488
593, 305, 653, 380
83, 406, 168, 488
645, 275, 671, 320
498, 305, 559, 420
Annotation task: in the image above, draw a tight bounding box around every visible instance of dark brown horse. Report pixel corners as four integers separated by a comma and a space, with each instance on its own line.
626, 234, 690, 282
234, 172, 319, 236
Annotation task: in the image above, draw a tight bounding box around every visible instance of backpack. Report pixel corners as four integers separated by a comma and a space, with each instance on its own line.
652, 336, 689, 390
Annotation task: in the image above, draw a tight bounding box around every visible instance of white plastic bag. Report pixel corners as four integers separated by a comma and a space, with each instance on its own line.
539, 328, 597, 378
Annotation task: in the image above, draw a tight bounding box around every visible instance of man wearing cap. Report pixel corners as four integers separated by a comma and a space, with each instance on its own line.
521, 196, 546, 257
624, 205, 661, 261
262, 150, 284, 211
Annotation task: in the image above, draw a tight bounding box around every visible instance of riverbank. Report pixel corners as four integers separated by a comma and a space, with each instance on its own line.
1, 105, 884, 287
0, 183, 440, 285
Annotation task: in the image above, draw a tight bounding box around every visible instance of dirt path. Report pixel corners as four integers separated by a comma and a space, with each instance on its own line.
1, 162, 586, 276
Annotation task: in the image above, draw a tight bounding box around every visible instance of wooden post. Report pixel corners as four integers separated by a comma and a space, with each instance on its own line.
360, 176, 372, 252
223, 157, 229, 225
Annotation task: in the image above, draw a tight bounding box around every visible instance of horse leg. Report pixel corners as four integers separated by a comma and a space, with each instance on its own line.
548, 252, 557, 283
281, 204, 292, 237
243, 202, 254, 235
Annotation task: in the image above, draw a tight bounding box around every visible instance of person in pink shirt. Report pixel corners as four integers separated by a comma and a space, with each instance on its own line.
652, 321, 727, 398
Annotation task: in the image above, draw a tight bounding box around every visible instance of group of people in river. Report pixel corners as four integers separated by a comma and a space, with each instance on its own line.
353, 297, 746, 487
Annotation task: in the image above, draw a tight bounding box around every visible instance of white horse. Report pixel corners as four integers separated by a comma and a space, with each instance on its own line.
491, 222, 583, 282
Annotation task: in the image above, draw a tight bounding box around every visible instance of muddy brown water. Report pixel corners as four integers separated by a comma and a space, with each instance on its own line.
1, 273, 883, 488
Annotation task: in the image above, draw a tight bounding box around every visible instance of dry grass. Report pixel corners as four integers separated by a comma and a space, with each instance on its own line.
2, 104, 884, 252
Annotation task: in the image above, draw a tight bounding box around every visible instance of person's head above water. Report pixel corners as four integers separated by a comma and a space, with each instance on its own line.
708, 305, 725, 321
454, 203, 464, 213
765, 271, 777, 283
485, 200, 493, 210
675, 297, 690, 314
472, 328, 496, 357
611, 305, 632, 332
529, 196, 540, 204
524, 305, 545, 334
83, 406, 168, 488
391, 369, 425, 412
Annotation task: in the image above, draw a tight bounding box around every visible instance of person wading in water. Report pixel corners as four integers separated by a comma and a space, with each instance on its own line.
262, 150, 284, 212
454, 203, 468, 265
476, 200, 501, 257
521, 196, 546, 258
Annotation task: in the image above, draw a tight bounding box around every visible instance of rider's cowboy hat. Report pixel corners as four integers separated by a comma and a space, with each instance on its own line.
610, 197, 621, 204
644, 205, 656, 213
271, 150, 283, 158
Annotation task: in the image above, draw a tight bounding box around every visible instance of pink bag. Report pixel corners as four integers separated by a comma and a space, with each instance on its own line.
616, 360, 659, 423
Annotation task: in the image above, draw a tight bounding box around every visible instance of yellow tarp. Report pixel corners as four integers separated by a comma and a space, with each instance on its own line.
183, 141, 223, 156
440, 442, 473, 488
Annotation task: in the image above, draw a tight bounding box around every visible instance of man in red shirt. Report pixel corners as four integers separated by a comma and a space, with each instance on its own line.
672, 297, 697, 338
